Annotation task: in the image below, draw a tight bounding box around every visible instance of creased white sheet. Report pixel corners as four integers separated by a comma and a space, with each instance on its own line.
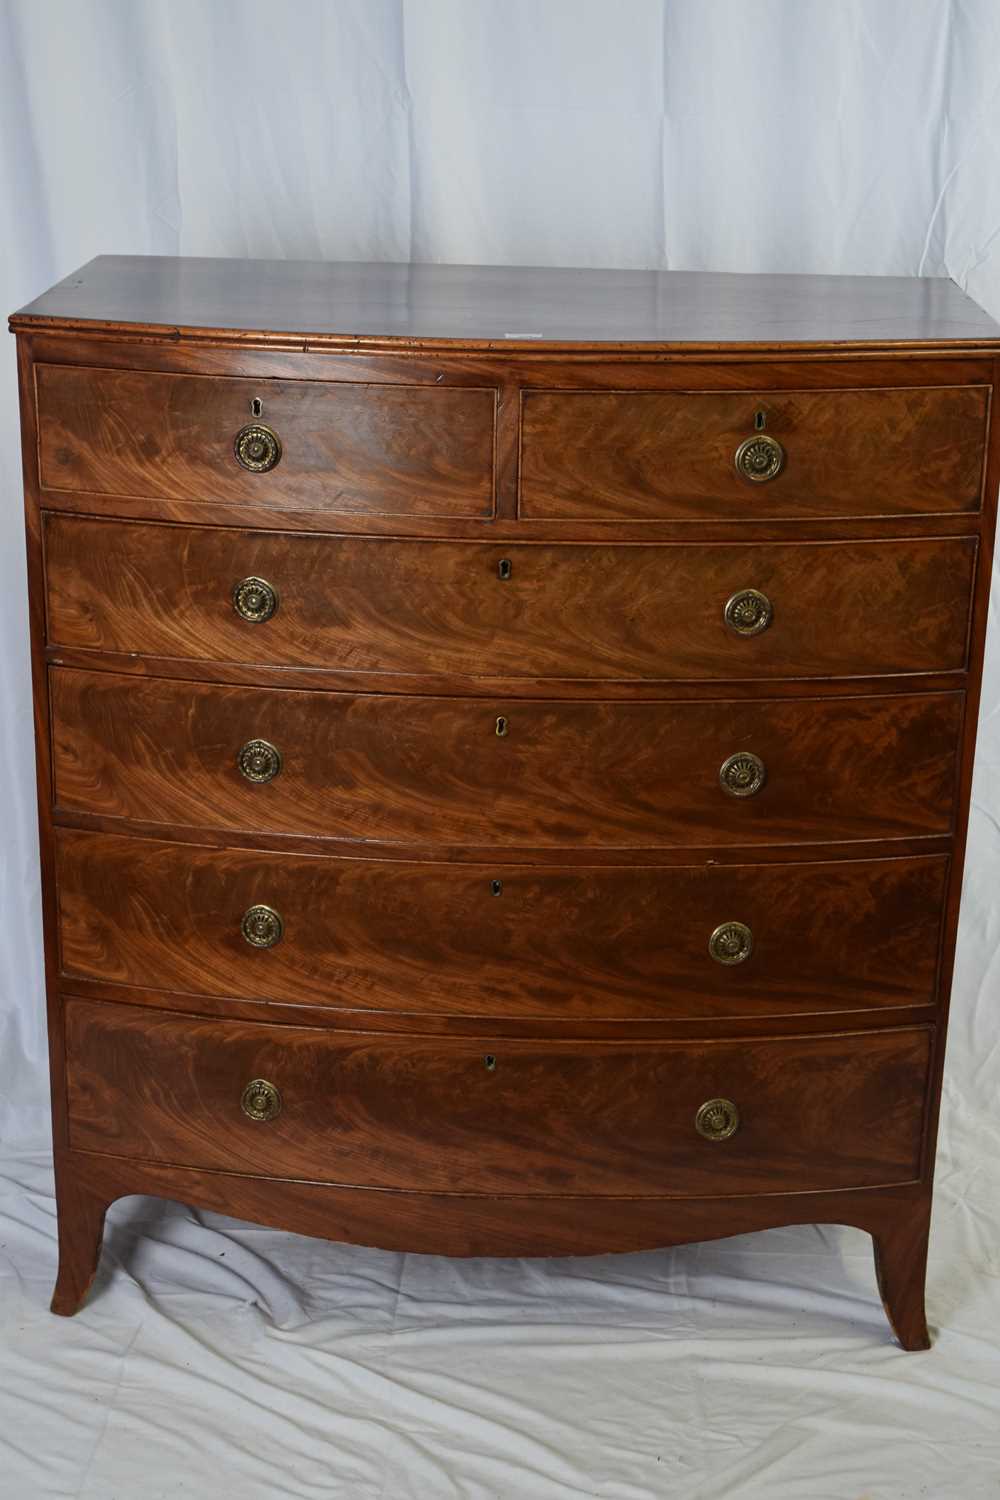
2, 2, 1000, 1496
3, 1134, 1000, 1499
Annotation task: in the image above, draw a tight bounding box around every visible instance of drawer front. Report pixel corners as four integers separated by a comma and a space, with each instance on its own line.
45, 516, 976, 681
64, 1000, 931, 1196
51, 670, 962, 848
35, 365, 496, 518
57, 832, 948, 1019
520, 386, 989, 520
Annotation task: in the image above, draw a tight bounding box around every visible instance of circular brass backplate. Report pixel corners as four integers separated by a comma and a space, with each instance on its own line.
234, 422, 282, 473
724, 588, 773, 638
237, 738, 283, 784
232, 576, 278, 624
709, 921, 754, 966
734, 432, 785, 483
695, 1098, 740, 1141
241, 1078, 282, 1123
241, 904, 284, 949
718, 751, 767, 799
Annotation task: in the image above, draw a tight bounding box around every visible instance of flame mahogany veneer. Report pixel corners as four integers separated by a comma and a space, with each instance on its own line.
12, 256, 1000, 1349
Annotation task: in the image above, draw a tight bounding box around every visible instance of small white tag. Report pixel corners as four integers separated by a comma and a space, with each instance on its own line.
503, 332, 543, 339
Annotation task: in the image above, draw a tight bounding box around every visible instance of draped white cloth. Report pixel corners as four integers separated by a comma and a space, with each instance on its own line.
2, 2, 1000, 1494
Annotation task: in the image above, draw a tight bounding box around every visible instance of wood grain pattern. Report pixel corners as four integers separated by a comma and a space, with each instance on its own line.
50, 1147, 934, 1347
873, 1194, 933, 1350
44, 515, 977, 681
56, 830, 949, 1020
13, 255, 1000, 350
49, 1167, 109, 1318
36, 364, 496, 516
27, 332, 996, 404
32, 488, 990, 550
15, 258, 1000, 1345
64, 998, 931, 1197
521, 387, 989, 520
38, 647, 982, 707
56, 979, 939, 1044
50, 670, 963, 848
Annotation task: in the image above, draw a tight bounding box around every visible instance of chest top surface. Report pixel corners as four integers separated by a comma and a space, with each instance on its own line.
10, 255, 1000, 351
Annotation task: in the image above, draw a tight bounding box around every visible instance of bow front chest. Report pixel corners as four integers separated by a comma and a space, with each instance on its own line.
11, 257, 1000, 1347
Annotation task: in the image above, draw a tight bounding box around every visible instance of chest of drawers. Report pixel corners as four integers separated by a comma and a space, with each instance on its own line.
11, 257, 1000, 1348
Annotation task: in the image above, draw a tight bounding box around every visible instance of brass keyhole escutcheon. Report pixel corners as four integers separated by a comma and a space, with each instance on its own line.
232, 576, 278, 624
484, 1054, 497, 1072
241, 1078, 282, 1123
234, 422, 282, 473
709, 921, 754, 966
498, 558, 512, 580
490, 879, 503, 896
237, 738, 283, 784
724, 589, 773, 638
496, 715, 509, 737
241, 904, 284, 949
734, 432, 784, 483
719, 751, 766, 799
695, 1098, 740, 1141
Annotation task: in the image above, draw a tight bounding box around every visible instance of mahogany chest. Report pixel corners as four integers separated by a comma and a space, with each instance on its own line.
11, 257, 1000, 1347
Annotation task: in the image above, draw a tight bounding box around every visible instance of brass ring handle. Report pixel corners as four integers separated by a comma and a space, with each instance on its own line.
719, 751, 766, 799
241, 904, 284, 949
734, 432, 784, 482
234, 422, 282, 473
724, 589, 773, 637
695, 1098, 740, 1141
232, 576, 278, 624
237, 738, 282, 784
709, 921, 753, 965
241, 1078, 282, 1122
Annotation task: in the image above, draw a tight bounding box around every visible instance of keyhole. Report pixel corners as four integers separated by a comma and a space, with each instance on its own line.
498, 558, 512, 581
490, 879, 503, 896
484, 1054, 497, 1072
754, 408, 766, 431
495, 715, 509, 737
251, 396, 263, 417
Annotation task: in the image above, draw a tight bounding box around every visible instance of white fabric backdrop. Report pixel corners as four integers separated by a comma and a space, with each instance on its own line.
2, 3, 1000, 1496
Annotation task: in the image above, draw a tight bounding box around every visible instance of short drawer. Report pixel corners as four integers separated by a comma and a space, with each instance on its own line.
50, 670, 962, 848
57, 831, 949, 1019
520, 386, 990, 520
64, 1000, 932, 1196
35, 365, 496, 518
44, 515, 977, 681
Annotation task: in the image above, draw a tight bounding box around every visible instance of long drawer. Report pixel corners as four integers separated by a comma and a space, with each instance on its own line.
64, 999, 932, 1197
50, 671, 963, 848
50, 675, 965, 852
35, 365, 497, 517
44, 516, 977, 681
56, 831, 948, 1019
520, 385, 990, 519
